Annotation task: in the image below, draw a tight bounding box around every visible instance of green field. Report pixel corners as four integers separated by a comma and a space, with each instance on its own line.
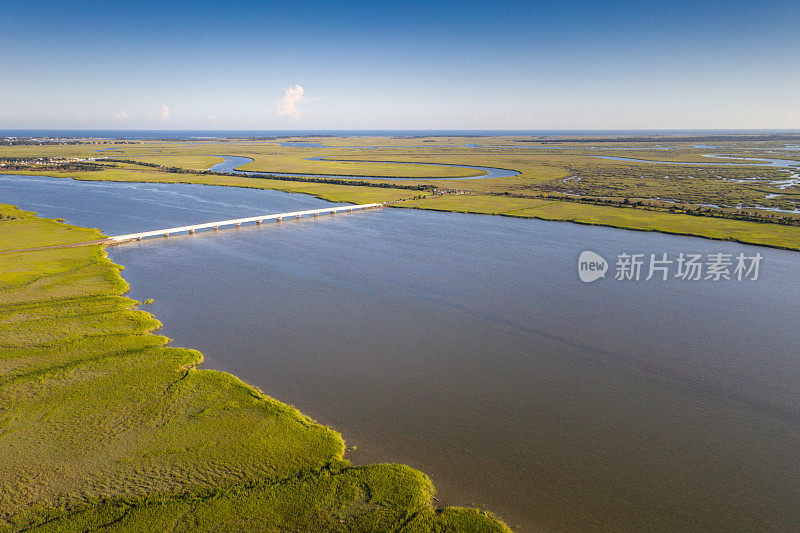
2, 135, 799, 530
0, 204, 509, 532
395, 194, 800, 250
4, 166, 419, 205
3, 136, 799, 251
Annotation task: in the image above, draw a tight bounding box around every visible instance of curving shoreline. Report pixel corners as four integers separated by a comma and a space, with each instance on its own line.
0, 202, 512, 530
209, 154, 521, 180
4, 163, 800, 532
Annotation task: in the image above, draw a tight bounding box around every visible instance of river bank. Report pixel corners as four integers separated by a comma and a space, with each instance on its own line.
395, 193, 800, 251
0, 202, 508, 531
3, 136, 800, 251
3, 175, 800, 531
3, 167, 800, 252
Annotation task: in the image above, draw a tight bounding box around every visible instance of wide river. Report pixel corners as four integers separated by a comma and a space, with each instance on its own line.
2, 174, 800, 531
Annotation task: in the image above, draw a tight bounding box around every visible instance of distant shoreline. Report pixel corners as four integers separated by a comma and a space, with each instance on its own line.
3, 129, 800, 142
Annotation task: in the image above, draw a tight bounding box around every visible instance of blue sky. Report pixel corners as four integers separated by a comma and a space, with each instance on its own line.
1, 0, 798, 129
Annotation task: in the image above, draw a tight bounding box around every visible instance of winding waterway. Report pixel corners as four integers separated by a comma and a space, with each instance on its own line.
208, 155, 520, 180
207, 152, 800, 187
590, 153, 800, 200
592, 153, 800, 168
2, 174, 800, 531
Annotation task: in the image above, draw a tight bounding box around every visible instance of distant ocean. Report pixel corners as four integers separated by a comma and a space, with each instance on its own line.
2, 129, 799, 140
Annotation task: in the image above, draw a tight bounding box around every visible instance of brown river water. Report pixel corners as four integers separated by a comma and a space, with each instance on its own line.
2, 174, 799, 531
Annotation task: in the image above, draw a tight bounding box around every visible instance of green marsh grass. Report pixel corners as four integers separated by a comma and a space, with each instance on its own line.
3, 137, 799, 250
0, 204, 509, 532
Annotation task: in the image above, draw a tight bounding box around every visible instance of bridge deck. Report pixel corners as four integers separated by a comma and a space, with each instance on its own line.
108, 203, 384, 243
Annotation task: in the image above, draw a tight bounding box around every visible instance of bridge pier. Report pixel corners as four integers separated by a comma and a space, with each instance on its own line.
107, 203, 383, 244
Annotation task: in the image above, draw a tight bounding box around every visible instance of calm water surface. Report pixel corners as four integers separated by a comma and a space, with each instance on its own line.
208, 155, 520, 180
2, 174, 799, 531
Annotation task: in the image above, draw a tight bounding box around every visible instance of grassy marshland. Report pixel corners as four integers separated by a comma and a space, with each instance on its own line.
3, 136, 800, 250
0, 204, 509, 532
395, 194, 800, 250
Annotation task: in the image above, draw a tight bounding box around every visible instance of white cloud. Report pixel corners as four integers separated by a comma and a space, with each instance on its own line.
277, 84, 305, 117
113, 110, 130, 121
161, 104, 170, 120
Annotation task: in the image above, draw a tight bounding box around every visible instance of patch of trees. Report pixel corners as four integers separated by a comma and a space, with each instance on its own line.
481, 190, 800, 227
0, 161, 109, 172
225, 171, 435, 191
104, 159, 435, 191
104, 159, 190, 173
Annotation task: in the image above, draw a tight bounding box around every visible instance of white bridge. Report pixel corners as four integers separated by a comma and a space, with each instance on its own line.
108, 203, 384, 243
